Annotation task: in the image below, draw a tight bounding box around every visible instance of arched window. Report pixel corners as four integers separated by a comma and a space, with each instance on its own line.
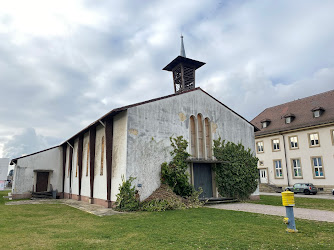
190, 116, 197, 157
197, 114, 204, 158
205, 118, 212, 158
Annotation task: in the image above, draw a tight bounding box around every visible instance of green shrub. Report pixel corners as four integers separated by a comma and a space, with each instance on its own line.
161, 136, 195, 197
213, 138, 258, 200
141, 198, 186, 212
115, 176, 139, 211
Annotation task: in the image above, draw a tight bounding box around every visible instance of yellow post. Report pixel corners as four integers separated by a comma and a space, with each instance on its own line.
282, 191, 297, 233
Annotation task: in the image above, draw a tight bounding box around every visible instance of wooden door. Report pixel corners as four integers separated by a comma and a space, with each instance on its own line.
36, 172, 49, 192
193, 163, 213, 199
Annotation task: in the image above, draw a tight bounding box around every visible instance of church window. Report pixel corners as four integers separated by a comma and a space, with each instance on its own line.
86, 142, 89, 176
197, 114, 204, 158
190, 116, 197, 157
76, 150, 78, 177
205, 118, 212, 158
100, 136, 104, 176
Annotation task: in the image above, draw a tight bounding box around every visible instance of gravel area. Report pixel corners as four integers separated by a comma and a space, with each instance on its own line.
208, 203, 334, 223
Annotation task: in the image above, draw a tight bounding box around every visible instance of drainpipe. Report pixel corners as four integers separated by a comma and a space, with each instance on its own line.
282, 134, 290, 187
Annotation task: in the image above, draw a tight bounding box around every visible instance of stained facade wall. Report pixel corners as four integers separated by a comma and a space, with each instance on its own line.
126, 89, 256, 200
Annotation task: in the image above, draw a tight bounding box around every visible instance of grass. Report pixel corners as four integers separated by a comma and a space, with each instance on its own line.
248, 195, 334, 212
1, 190, 334, 249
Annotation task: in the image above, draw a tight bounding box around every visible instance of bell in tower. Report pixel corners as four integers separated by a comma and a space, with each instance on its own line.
163, 36, 205, 93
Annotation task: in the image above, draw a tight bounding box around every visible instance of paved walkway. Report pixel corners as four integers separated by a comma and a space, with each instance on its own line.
260, 192, 334, 200
208, 203, 334, 223
5, 199, 122, 217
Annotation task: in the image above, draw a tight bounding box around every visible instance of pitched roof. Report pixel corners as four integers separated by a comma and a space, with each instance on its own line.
251, 89, 334, 136
63, 87, 258, 145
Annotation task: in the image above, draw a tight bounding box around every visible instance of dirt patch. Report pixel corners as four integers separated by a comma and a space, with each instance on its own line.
143, 184, 183, 203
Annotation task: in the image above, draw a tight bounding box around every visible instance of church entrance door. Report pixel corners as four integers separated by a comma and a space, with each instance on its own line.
193, 163, 213, 199
36, 172, 49, 192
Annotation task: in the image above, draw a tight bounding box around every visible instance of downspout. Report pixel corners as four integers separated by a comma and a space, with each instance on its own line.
281, 134, 290, 186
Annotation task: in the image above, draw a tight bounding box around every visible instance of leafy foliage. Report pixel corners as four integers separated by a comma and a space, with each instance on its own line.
160, 136, 195, 197
115, 176, 139, 211
213, 138, 258, 200
141, 198, 186, 212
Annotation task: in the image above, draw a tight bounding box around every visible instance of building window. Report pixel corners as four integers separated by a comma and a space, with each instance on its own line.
289, 136, 298, 149
272, 139, 280, 151
261, 119, 270, 128
308, 132, 320, 147
274, 160, 283, 178
86, 142, 90, 176
204, 118, 212, 158
76, 150, 78, 177
197, 114, 204, 158
312, 107, 324, 118
100, 136, 104, 176
190, 116, 197, 157
311, 157, 324, 178
284, 114, 295, 124
331, 129, 334, 145
291, 158, 302, 178
256, 141, 264, 153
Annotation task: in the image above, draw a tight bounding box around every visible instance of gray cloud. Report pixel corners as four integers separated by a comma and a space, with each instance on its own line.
1, 0, 334, 157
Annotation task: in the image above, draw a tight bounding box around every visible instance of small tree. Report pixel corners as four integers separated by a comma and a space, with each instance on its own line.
213, 138, 258, 200
161, 136, 194, 197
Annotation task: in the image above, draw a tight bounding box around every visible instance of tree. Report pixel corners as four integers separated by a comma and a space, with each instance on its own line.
213, 138, 258, 200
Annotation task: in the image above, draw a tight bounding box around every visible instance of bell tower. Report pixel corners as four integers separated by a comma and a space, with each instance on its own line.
163, 36, 205, 93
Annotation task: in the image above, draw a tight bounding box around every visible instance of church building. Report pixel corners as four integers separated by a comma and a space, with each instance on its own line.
10, 38, 258, 206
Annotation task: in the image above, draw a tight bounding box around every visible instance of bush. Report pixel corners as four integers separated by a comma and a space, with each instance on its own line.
141, 198, 186, 212
213, 138, 258, 200
115, 176, 139, 211
160, 136, 195, 197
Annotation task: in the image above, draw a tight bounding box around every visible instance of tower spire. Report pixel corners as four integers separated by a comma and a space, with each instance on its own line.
163, 36, 205, 93
180, 35, 186, 57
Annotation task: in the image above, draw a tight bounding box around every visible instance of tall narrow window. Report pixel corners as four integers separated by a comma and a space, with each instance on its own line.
311, 157, 324, 178
67, 147, 70, 177
205, 118, 211, 158
330, 129, 334, 145
86, 142, 89, 176
291, 158, 302, 178
273, 160, 283, 178
76, 150, 78, 177
197, 114, 204, 158
190, 116, 197, 157
100, 136, 104, 176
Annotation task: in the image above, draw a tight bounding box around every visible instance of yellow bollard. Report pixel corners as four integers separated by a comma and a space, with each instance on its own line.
282, 191, 298, 233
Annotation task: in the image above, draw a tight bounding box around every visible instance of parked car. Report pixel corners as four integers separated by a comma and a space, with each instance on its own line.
332, 189, 334, 195
285, 183, 317, 195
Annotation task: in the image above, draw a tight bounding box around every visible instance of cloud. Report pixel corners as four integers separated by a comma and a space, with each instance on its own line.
2, 128, 59, 159
0, 0, 334, 157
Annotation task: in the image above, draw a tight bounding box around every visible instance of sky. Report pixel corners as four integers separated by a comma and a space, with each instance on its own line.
1, 0, 334, 159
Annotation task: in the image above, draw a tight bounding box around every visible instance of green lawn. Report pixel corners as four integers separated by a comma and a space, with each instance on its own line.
248, 195, 334, 212
1, 191, 334, 249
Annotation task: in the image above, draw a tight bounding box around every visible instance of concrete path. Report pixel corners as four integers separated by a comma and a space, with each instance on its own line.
208, 203, 334, 223
260, 192, 334, 200
5, 199, 122, 217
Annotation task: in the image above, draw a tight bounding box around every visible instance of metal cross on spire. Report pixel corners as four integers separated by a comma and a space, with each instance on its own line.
180, 35, 186, 57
